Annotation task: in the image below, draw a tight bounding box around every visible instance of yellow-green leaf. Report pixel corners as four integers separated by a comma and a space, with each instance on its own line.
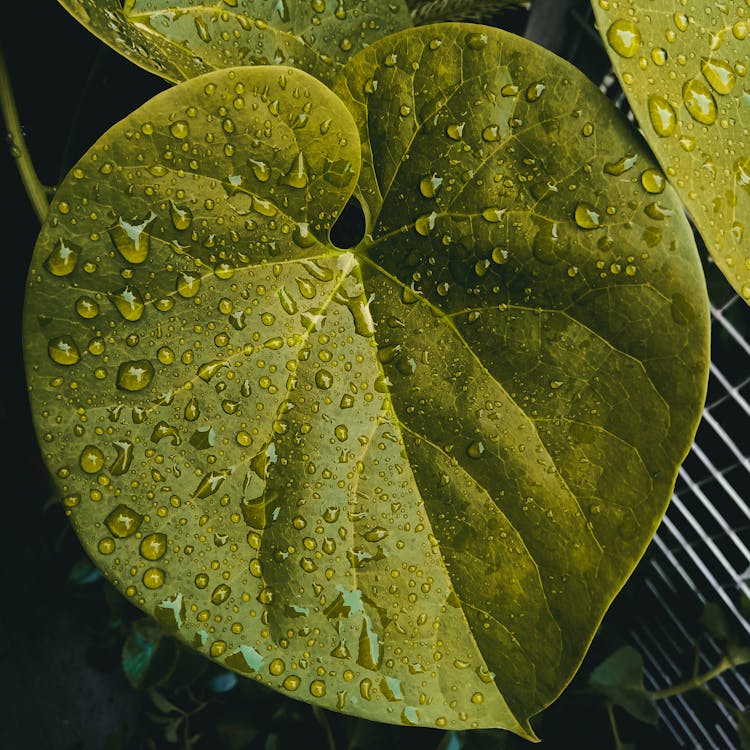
591, 0, 750, 304
23, 25, 709, 738
330, 21, 709, 729
57, 0, 413, 84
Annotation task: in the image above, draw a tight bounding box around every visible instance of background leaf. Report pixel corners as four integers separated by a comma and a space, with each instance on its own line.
591, 0, 750, 305
57, 0, 413, 84
588, 645, 659, 725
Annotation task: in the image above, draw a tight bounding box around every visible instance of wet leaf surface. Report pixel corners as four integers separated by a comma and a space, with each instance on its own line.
591, 0, 750, 304
57, 0, 413, 84
24, 25, 709, 737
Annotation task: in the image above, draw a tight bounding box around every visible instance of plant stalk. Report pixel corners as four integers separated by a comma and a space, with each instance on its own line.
650, 656, 733, 700
0, 46, 49, 222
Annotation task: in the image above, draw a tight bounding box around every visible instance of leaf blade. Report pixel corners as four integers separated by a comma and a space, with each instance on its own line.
591, 0, 750, 304
57, 0, 414, 84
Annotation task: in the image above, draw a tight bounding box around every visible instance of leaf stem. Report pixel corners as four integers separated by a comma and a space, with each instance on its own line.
0, 46, 49, 222
312, 705, 337, 750
605, 700, 626, 750
650, 656, 733, 700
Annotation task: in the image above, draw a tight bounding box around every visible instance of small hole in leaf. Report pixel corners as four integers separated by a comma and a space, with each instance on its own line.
330, 197, 366, 249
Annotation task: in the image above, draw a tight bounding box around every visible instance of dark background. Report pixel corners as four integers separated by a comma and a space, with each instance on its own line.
0, 3, 734, 749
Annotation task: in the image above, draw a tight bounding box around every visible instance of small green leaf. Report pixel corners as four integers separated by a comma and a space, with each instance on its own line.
68, 556, 103, 585
700, 601, 731, 641
24, 25, 709, 737
122, 617, 175, 689
57, 0, 413, 84
588, 646, 659, 725
591, 0, 750, 305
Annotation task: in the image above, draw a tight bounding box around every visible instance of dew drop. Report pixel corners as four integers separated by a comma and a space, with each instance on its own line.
419, 174, 442, 198
574, 202, 602, 229
640, 168, 666, 194
644, 201, 674, 221
170, 200, 193, 230
194, 16, 211, 42
108, 213, 155, 264
48, 336, 80, 366
532, 222, 559, 264
651, 47, 667, 66
415, 212, 437, 236
647, 95, 677, 136
491, 246, 508, 264
466, 32, 488, 50
140, 532, 167, 561
253, 197, 278, 217
79, 445, 105, 474
606, 19, 641, 58
292, 222, 317, 248
735, 157, 750, 190
296, 276, 316, 299
446, 122, 464, 141
467, 440, 485, 458
169, 120, 190, 139
481, 124, 501, 142
278, 287, 298, 315
701, 58, 736, 95
481, 207, 506, 223
281, 152, 309, 189
363, 526, 388, 542
143, 567, 166, 589
105, 504, 143, 538
116, 359, 155, 391
110, 285, 145, 321
525, 81, 545, 101
176, 271, 201, 298
682, 79, 718, 125
334, 424, 348, 442
75, 296, 99, 319
672, 12, 688, 32
315, 369, 334, 389
44, 238, 80, 276
604, 152, 638, 176
249, 158, 271, 182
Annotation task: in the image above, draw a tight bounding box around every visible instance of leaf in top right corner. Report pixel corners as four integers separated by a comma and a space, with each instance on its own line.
591, 0, 750, 304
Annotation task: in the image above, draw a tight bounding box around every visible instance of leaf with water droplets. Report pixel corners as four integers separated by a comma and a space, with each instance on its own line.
592, 0, 750, 304
57, 0, 413, 84
331, 22, 709, 731
24, 26, 708, 739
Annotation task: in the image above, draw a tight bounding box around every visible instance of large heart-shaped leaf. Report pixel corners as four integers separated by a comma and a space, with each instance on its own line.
57, 0, 413, 84
23, 24, 709, 737
591, 0, 750, 304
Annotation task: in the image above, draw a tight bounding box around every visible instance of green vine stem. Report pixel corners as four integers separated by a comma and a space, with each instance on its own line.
0, 46, 49, 223
650, 656, 734, 700
605, 701, 626, 750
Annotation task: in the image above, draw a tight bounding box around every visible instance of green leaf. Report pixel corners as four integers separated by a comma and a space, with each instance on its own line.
700, 601, 731, 641
57, 0, 413, 84
588, 646, 659, 725
68, 556, 103, 585
591, 0, 750, 305
23, 25, 708, 737
122, 617, 176, 689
